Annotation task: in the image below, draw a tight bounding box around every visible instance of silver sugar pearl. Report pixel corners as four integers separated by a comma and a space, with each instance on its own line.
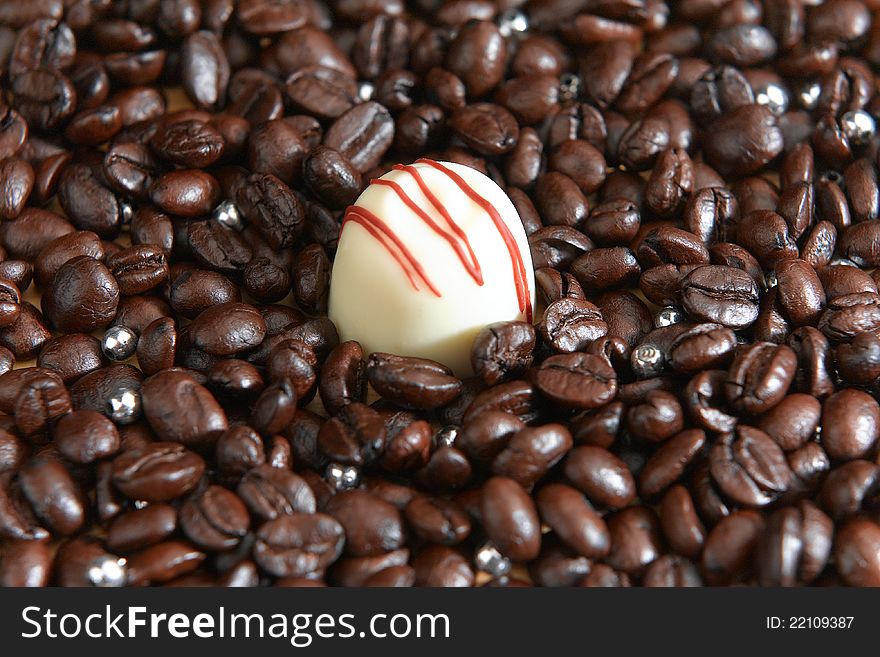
631, 344, 664, 379
474, 542, 511, 577
433, 425, 459, 448
357, 81, 375, 102
765, 271, 778, 289
107, 387, 142, 425
496, 9, 529, 38
88, 556, 127, 587
654, 306, 685, 328
212, 199, 243, 231
841, 109, 876, 147
558, 73, 581, 102
101, 325, 138, 361
134, 500, 149, 509
326, 462, 360, 491
798, 81, 821, 111
755, 81, 789, 116
119, 200, 135, 225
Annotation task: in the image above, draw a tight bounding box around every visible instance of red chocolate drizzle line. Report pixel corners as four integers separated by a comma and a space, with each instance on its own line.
342, 158, 532, 322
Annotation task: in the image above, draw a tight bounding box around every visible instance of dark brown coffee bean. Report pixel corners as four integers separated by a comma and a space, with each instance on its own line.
492, 424, 573, 489
112, 442, 205, 503
367, 353, 462, 410
821, 388, 880, 461
445, 20, 506, 98
835, 518, 880, 587
564, 445, 636, 510
54, 409, 120, 464
179, 484, 249, 551
605, 506, 662, 576
536, 483, 609, 558
660, 485, 706, 559
106, 504, 177, 552
450, 103, 519, 157
680, 265, 760, 329
819, 292, 880, 341
701, 510, 765, 585
726, 342, 796, 415
703, 105, 784, 176
710, 425, 793, 507
141, 370, 227, 449
323, 101, 394, 173
318, 402, 385, 467
482, 476, 541, 562
529, 353, 617, 411
471, 321, 535, 386
150, 170, 220, 218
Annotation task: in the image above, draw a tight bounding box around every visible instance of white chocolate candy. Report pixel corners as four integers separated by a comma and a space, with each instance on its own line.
328, 159, 535, 375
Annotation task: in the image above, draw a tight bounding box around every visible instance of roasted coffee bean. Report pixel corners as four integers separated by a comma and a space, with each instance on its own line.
106, 504, 177, 553
529, 353, 617, 411
564, 445, 636, 510
318, 402, 385, 467
534, 172, 589, 228
529, 226, 593, 271
323, 102, 394, 173
757, 394, 821, 452
492, 424, 572, 487
54, 410, 120, 464
450, 103, 519, 157
141, 370, 227, 450
126, 541, 206, 586
639, 429, 706, 499
0, 539, 51, 586
150, 170, 220, 218
821, 389, 880, 461
710, 425, 793, 508
471, 321, 535, 386
254, 513, 344, 578
0, 157, 33, 219
660, 485, 706, 559
18, 453, 84, 535
703, 105, 784, 176
445, 20, 506, 98
701, 510, 765, 585
404, 496, 470, 546
835, 518, 880, 587
112, 442, 205, 503
179, 485, 249, 551
680, 265, 760, 329
536, 483, 609, 558
819, 292, 880, 341
412, 545, 474, 587
571, 247, 640, 292
726, 342, 796, 415
367, 353, 461, 410
57, 163, 123, 238
482, 476, 541, 562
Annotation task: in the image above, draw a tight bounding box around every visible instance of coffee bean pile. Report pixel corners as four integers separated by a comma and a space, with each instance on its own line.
1, 0, 880, 587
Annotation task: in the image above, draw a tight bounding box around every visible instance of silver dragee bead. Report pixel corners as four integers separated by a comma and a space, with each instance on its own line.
474, 542, 511, 577
101, 326, 138, 361
433, 425, 459, 448
654, 306, 686, 328
631, 344, 664, 379
88, 555, 128, 587
558, 73, 581, 102
798, 81, 821, 111
754, 80, 789, 116
107, 387, 142, 425
357, 81, 375, 102
496, 9, 529, 38
841, 109, 876, 147
212, 199, 244, 231
326, 462, 360, 491
119, 200, 135, 226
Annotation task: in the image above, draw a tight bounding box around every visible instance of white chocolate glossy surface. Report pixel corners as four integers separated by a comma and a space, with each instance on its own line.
328, 160, 535, 375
